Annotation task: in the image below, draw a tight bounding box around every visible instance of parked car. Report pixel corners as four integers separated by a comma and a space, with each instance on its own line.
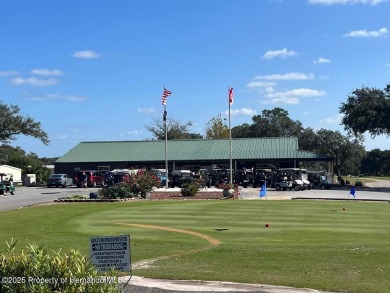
150, 169, 168, 186
74, 170, 105, 188
47, 174, 73, 188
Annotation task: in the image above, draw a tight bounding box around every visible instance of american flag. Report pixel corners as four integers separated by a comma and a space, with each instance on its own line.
228, 87, 234, 105
161, 87, 172, 106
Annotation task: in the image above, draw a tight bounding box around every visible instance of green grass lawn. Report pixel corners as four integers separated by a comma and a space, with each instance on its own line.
0, 200, 389, 293
350, 176, 390, 185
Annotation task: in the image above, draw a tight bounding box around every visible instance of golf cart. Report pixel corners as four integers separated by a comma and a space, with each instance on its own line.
308, 170, 332, 189
274, 168, 308, 191
0, 173, 16, 195
170, 170, 193, 188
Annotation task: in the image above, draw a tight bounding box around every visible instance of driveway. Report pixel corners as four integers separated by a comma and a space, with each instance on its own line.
0, 185, 100, 212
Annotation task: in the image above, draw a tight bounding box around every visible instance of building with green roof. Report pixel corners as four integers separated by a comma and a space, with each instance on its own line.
55, 137, 333, 176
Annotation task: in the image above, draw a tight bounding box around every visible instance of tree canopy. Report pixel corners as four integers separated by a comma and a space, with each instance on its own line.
339, 85, 390, 137
205, 114, 229, 139
232, 108, 303, 138
0, 101, 49, 145
145, 118, 202, 140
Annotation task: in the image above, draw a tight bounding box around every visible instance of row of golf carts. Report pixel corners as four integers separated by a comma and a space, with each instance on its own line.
272, 168, 332, 191
166, 168, 331, 191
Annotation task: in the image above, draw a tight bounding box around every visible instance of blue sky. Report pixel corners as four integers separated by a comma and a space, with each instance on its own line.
1, 0, 389, 157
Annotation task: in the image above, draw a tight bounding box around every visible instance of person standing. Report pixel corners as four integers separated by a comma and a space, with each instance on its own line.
80, 172, 88, 191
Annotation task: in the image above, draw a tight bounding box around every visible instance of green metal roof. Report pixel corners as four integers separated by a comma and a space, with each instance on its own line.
56, 137, 331, 163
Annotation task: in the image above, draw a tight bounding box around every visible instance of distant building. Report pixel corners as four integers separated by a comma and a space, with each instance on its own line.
44, 164, 55, 175
0, 165, 22, 184
54, 137, 334, 176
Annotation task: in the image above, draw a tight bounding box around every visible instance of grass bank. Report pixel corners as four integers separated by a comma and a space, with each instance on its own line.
0, 200, 389, 293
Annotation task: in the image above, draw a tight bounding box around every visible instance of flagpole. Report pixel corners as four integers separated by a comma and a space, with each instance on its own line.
164, 105, 168, 189
228, 86, 233, 185
161, 86, 172, 190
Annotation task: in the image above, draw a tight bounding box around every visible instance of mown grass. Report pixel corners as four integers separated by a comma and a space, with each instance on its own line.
0, 200, 389, 293
349, 176, 390, 185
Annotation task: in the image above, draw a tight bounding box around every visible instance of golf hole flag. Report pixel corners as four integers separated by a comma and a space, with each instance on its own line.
259, 182, 267, 198
350, 186, 356, 199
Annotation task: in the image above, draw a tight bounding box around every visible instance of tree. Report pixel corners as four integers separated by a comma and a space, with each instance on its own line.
145, 118, 202, 140
205, 114, 229, 139
0, 101, 49, 145
231, 123, 251, 138
232, 108, 304, 138
339, 85, 390, 137
314, 129, 366, 178
360, 149, 390, 176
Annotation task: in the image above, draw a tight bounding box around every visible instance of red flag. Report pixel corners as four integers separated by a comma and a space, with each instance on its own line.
228, 87, 234, 105
161, 87, 172, 106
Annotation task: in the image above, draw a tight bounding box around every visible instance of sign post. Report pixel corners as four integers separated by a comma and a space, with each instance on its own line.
89, 235, 131, 273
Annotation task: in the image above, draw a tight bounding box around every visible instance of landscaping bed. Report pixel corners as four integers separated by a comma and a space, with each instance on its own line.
150, 191, 224, 200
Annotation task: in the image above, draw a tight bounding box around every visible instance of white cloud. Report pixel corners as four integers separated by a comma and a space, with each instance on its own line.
262, 48, 298, 59
246, 81, 276, 89
9, 77, 58, 86
344, 27, 389, 37
319, 114, 343, 125
137, 107, 156, 114
127, 130, 143, 135
313, 57, 331, 64
30, 69, 63, 76
262, 97, 301, 105
308, 0, 385, 5
56, 134, 70, 140
27, 94, 86, 101
0, 70, 19, 77
254, 72, 314, 81
223, 108, 257, 116
73, 50, 100, 59
262, 88, 326, 105
319, 75, 329, 80
266, 88, 326, 99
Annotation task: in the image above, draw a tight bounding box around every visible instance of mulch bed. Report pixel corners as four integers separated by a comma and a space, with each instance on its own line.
54, 190, 240, 202
150, 190, 239, 200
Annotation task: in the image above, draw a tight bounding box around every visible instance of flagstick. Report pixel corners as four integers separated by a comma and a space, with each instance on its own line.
265, 193, 269, 227
342, 194, 350, 211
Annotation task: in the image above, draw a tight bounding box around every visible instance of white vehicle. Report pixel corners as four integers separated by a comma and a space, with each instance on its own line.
276, 168, 310, 191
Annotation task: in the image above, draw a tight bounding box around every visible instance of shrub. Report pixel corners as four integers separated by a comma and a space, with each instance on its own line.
355, 181, 363, 187
128, 171, 160, 198
106, 183, 133, 199
181, 182, 199, 197
0, 239, 120, 293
